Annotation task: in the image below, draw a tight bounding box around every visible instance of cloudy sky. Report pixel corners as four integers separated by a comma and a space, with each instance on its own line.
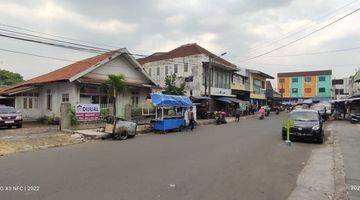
0, 0, 360, 82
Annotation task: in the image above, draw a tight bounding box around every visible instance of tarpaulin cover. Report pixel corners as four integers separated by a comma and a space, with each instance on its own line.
150, 93, 193, 107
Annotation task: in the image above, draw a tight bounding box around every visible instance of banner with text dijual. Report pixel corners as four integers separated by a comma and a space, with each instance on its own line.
75, 104, 100, 121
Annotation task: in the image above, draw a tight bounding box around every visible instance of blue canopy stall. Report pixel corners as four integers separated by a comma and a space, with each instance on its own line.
150, 93, 193, 132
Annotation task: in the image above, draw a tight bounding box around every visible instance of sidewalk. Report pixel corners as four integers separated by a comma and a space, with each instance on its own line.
332, 121, 360, 200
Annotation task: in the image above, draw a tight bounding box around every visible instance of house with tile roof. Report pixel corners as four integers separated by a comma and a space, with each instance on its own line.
0, 49, 158, 121
138, 43, 238, 111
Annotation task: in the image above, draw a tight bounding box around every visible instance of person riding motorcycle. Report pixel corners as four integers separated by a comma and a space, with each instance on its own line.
215, 111, 227, 124
258, 107, 266, 119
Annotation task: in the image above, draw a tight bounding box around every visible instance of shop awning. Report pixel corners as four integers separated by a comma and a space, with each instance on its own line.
191, 96, 212, 100
150, 93, 193, 107
217, 97, 249, 104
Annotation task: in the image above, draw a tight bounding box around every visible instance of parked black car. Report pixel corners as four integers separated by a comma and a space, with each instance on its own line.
282, 109, 324, 143
0, 106, 22, 128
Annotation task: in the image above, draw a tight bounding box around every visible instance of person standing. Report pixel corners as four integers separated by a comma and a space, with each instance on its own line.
235, 107, 241, 122
188, 106, 195, 131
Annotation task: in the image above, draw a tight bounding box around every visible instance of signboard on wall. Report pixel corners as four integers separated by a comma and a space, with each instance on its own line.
75, 104, 100, 121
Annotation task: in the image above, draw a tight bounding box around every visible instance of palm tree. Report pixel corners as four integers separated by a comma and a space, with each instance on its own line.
98, 74, 126, 117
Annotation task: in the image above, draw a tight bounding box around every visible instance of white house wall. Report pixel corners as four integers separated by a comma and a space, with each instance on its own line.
15, 82, 78, 121
88, 55, 150, 84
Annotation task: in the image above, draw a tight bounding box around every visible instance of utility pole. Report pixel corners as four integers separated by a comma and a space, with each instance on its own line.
208, 56, 212, 97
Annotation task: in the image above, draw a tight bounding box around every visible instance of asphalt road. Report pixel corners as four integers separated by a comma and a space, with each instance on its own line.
0, 113, 321, 200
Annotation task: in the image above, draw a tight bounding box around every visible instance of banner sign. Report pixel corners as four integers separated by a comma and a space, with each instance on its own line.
75, 104, 100, 121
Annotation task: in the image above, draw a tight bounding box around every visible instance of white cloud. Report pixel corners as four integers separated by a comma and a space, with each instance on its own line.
0, 1, 137, 33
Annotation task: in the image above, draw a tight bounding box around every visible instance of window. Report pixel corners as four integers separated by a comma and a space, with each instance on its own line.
253, 79, 263, 93
318, 76, 325, 81
28, 98, 33, 109
318, 88, 325, 93
279, 78, 284, 83
332, 79, 343, 85
279, 88, 285, 93
305, 88, 312, 93
292, 77, 298, 83
174, 64, 178, 73
148, 68, 152, 76
23, 97, 27, 109
34, 98, 39, 109
335, 89, 344, 95
292, 88, 298, 93
157, 67, 160, 76
184, 63, 188, 72
165, 66, 169, 75
62, 93, 69, 102
47, 89, 52, 111
305, 76, 311, 83
131, 92, 139, 106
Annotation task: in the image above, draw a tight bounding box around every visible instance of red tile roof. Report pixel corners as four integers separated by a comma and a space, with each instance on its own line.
137, 43, 237, 69
278, 70, 332, 77
0, 52, 116, 95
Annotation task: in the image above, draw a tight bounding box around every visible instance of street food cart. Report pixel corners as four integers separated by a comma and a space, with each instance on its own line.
150, 93, 193, 132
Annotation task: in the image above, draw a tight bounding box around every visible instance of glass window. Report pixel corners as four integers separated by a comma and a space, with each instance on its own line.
62, 93, 69, 102
318, 76, 326, 81
305, 76, 311, 83
332, 79, 343, 85
157, 67, 160, 76
174, 64, 178, 73
305, 88, 311, 93
319, 87, 325, 93
292, 88, 298, 93
28, 97, 33, 109
279, 78, 284, 83
292, 77, 298, 83
290, 112, 318, 121
34, 97, 39, 109
184, 63, 188, 72
47, 90, 52, 111
23, 97, 27, 109
165, 66, 169, 75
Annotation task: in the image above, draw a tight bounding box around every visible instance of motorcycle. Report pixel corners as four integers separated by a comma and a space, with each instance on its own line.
215, 111, 227, 125
258, 113, 265, 119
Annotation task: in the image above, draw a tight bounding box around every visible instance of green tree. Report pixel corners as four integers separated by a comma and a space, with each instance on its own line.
163, 74, 186, 95
0, 69, 23, 85
98, 74, 126, 116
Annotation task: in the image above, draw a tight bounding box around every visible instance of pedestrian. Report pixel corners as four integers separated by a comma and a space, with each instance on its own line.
235, 107, 241, 122
188, 106, 195, 131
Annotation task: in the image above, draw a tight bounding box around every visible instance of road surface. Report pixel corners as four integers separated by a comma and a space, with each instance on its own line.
0, 113, 322, 200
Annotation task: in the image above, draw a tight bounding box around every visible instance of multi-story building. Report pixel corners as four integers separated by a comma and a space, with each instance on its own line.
138, 43, 238, 111
331, 77, 351, 99
277, 70, 332, 102
231, 68, 275, 106
349, 69, 360, 97
231, 67, 250, 100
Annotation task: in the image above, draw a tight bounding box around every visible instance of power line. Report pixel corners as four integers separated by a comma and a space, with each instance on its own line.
0, 33, 105, 54
263, 46, 360, 58
242, 62, 359, 67
0, 28, 110, 52
0, 22, 153, 54
0, 48, 100, 63
238, 7, 360, 62
244, 0, 360, 55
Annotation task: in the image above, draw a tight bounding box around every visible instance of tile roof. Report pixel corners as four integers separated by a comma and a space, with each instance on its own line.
137, 43, 237, 69
0, 50, 157, 95
277, 70, 332, 77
